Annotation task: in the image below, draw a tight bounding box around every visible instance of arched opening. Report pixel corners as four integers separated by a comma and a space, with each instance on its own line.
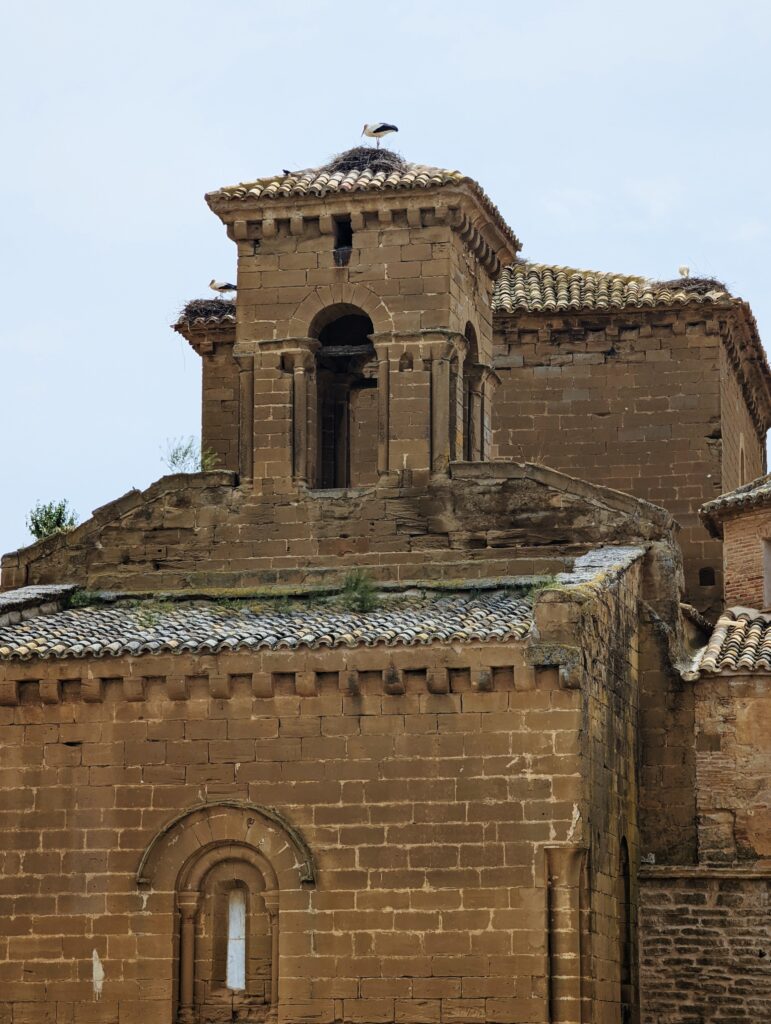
311, 306, 377, 488
462, 322, 481, 461
225, 886, 247, 991
135, 802, 316, 1024
699, 566, 716, 587
177, 845, 278, 1024
200, 862, 271, 1018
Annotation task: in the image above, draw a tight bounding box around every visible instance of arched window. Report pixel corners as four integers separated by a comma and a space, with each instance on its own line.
699, 567, 716, 587
226, 886, 247, 991
310, 307, 377, 488
135, 803, 316, 1024
462, 323, 481, 462
182, 852, 276, 1023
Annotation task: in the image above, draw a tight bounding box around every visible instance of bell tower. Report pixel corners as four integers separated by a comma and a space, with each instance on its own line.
204, 148, 520, 492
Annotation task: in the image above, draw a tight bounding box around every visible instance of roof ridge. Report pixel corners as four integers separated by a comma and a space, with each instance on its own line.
511, 260, 650, 284
493, 260, 734, 315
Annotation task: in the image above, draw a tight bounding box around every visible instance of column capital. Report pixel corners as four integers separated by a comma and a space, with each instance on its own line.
177, 891, 202, 919
262, 889, 280, 918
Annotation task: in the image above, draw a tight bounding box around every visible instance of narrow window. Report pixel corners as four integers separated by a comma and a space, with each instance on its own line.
699, 567, 715, 587
226, 888, 246, 991
333, 216, 353, 266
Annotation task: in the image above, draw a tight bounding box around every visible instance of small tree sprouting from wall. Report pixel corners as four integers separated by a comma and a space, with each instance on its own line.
162, 436, 219, 473
27, 500, 78, 540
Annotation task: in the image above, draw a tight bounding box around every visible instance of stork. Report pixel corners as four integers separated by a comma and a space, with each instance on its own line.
362, 122, 399, 148
209, 279, 237, 296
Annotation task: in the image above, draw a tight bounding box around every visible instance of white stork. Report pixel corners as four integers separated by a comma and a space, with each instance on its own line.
362, 122, 399, 148
209, 279, 237, 296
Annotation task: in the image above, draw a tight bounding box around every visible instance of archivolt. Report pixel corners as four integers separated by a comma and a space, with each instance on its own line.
135, 800, 316, 888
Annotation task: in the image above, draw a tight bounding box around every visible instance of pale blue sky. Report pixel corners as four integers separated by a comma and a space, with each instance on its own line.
1, 0, 770, 557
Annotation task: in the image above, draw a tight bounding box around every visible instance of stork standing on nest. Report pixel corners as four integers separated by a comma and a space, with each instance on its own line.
209, 279, 237, 296
362, 123, 399, 148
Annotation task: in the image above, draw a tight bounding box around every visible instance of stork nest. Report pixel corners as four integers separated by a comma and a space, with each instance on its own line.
323, 146, 406, 176
654, 276, 729, 295
179, 298, 235, 322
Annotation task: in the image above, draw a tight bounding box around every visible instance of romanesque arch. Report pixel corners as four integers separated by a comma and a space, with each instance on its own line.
286, 282, 393, 340
136, 802, 315, 1024
308, 304, 377, 488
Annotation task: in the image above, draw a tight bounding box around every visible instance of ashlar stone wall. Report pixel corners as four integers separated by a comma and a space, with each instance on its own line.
492, 307, 765, 613
0, 640, 581, 1024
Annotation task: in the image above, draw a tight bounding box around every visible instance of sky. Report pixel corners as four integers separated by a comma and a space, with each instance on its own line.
1, 0, 770, 557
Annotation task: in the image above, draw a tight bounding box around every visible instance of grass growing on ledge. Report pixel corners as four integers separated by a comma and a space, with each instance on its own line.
340, 570, 378, 613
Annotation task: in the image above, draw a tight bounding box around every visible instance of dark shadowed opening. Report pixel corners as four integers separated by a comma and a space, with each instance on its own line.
313, 310, 376, 488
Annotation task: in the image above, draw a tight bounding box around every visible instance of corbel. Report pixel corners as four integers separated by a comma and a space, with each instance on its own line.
81, 678, 104, 703
39, 680, 62, 704
383, 664, 405, 695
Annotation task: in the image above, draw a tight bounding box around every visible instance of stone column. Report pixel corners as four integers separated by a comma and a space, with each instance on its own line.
177, 891, 201, 1024
479, 366, 500, 462
375, 344, 390, 476
468, 381, 483, 460
450, 337, 467, 462
235, 353, 254, 480
431, 352, 451, 474
263, 890, 280, 1020
545, 846, 589, 1024
291, 354, 314, 485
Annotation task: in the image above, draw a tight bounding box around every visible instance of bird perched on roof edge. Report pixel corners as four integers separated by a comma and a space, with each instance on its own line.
678, 266, 690, 279
209, 279, 237, 296
362, 122, 399, 148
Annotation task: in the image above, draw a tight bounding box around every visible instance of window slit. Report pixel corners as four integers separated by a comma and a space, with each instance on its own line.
226, 887, 246, 991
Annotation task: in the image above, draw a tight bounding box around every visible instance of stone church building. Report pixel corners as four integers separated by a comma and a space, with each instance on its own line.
0, 147, 768, 1024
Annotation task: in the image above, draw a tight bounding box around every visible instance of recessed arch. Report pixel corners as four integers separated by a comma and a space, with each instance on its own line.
287, 283, 393, 339
309, 302, 374, 340
135, 800, 316, 889
308, 305, 378, 489
462, 321, 482, 462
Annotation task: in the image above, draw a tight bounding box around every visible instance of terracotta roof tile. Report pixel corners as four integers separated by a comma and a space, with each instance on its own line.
492, 263, 732, 315
212, 163, 465, 202
695, 608, 771, 674
206, 149, 521, 259
0, 592, 533, 662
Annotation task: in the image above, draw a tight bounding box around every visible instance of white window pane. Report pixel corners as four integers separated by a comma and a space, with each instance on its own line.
226, 888, 246, 991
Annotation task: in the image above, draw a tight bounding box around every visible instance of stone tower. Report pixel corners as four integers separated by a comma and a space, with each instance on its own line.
203, 148, 520, 492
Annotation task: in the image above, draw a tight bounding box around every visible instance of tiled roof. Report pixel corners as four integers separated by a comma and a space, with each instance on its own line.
212, 163, 464, 202
206, 148, 521, 258
492, 263, 732, 314
696, 608, 771, 674
700, 473, 771, 537
0, 592, 533, 661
